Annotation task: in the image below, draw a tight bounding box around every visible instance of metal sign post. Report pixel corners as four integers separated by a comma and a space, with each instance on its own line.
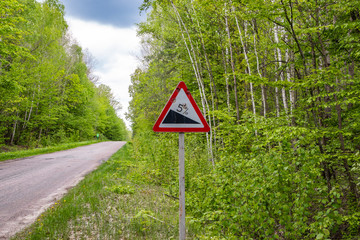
179, 132, 185, 240
153, 81, 210, 240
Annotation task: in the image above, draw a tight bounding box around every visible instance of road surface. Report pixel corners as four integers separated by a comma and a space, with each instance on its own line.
0, 141, 126, 239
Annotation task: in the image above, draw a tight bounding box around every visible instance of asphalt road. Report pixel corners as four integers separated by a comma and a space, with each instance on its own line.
0, 141, 126, 239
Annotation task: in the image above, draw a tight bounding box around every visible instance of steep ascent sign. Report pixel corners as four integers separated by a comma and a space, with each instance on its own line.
153, 81, 210, 132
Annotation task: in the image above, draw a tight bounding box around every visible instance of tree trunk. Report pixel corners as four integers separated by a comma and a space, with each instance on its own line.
191, 4, 218, 150
274, 24, 289, 116
285, 46, 296, 126
252, 21, 266, 118
234, 14, 256, 117
170, 0, 214, 165
231, 2, 257, 134
10, 113, 19, 145
225, 4, 240, 122
222, 46, 231, 113
274, 50, 280, 117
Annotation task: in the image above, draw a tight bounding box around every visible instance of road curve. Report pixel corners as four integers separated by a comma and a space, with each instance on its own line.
0, 141, 126, 239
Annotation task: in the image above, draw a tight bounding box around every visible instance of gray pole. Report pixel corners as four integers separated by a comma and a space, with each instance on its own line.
179, 132, 185, 240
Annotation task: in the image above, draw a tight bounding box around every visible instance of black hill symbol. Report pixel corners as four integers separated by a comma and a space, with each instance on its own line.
163, 110, 200, 124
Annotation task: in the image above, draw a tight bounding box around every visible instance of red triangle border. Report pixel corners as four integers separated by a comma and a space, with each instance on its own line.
153, 81, 210, 132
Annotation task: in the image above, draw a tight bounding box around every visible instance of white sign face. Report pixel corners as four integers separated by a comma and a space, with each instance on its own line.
158, 88, 204, 129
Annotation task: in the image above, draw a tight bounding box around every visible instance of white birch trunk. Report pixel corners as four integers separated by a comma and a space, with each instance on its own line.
252, 22, 266, 118
225, 4, 240, 121
273, 49, 280, 117
232, 3, 256, 119
225, 47, 231, 113
274, 24, 289, 116
285, 48, 295, 116
170, 1, 214, 165
10, 113, 18, 145
191, 4, 217, 153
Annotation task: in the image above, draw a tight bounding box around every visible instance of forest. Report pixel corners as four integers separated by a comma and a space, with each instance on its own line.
128, 0, 360, 239
0, 0, 128, 147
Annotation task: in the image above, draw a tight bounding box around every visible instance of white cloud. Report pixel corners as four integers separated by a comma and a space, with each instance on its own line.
66, 17, 140, 128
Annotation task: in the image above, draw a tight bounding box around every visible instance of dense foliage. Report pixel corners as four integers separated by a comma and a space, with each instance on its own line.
0, 0, 128, 147
129, 0, 360, 239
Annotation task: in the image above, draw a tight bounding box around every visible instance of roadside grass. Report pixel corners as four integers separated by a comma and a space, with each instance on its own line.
0, 140, 100, 162
11, 143, 194, 239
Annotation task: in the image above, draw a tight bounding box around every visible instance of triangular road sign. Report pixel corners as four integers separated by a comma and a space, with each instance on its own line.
153, 81, 210, 132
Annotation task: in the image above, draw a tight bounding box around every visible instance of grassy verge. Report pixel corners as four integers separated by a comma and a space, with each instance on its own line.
0, 140, 100, 162
11, 143, 192, 239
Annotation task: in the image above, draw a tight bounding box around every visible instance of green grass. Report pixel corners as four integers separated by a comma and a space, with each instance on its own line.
0, 140, 100, 162
11, 143, 192, 239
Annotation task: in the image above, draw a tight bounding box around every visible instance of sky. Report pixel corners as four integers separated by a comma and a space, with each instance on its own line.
56, 0, 146, 128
